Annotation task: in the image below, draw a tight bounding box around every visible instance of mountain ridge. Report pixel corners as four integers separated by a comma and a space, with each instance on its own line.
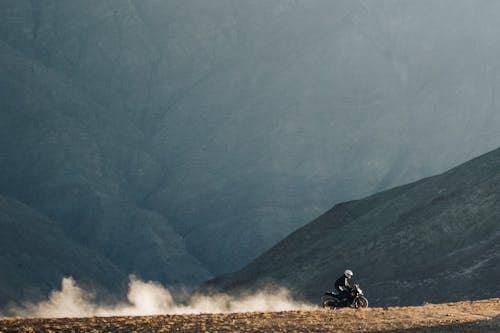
206, 147, 500, 306
0, 194, 126, 305
2, 1, 500, 300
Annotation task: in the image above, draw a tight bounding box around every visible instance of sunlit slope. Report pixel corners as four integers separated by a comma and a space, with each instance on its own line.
1, 298, 499, 332
208, 147, 500, 306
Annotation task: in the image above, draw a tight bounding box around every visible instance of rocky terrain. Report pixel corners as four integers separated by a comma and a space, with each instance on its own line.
208, 147, 500, 306
2, 1, 500, 306
1, 298, 499, 333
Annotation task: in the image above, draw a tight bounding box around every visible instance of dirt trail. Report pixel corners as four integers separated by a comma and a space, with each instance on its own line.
1, 298, 499, 332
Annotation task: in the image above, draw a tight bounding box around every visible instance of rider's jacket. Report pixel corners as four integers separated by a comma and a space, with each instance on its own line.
334, 275, 350, 293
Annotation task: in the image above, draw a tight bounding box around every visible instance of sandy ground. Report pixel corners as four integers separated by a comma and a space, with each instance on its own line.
0, 298, 499, 332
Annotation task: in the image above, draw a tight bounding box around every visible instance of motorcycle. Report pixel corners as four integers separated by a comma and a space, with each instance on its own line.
322, 283, 369, 309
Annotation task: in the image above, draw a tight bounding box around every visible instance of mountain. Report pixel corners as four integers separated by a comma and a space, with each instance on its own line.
2, 1, 500, 294
0, 194, 127, 305
0, 1, 216, 292
207, 147, 500, 306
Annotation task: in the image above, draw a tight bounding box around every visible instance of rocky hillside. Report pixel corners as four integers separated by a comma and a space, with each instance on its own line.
2, 1, 500, 303
208, 147, 500, 306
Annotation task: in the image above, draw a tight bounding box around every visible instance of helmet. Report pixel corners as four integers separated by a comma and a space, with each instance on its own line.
344, 269, 353, 278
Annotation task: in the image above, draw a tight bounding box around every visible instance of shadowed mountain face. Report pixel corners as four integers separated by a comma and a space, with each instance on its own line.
2, 1, 500, 302
207, 148, 500, 306
0, 195, 128, 305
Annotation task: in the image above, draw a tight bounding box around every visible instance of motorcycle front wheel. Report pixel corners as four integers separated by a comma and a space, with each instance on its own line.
353, 296, 369, 309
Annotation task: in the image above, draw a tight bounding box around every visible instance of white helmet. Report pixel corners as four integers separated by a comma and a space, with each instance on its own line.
344, 269, 353, 278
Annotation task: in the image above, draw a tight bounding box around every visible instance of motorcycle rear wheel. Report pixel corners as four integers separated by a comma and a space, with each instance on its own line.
322, 297, 337, 309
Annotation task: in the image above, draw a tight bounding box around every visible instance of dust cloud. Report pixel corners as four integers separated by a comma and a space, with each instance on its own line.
6, 276, 314, 318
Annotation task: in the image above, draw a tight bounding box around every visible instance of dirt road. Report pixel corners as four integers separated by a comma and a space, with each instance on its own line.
1, 298, 499, 332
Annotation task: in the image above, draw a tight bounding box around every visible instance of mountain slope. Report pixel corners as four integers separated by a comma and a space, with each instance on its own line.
0, 194, 127, 306
207, 147, 500, 306
2, 1, 500, 283
0, 39, 212, 288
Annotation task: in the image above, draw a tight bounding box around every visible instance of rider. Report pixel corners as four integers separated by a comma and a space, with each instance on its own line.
334, 269, 353, 302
